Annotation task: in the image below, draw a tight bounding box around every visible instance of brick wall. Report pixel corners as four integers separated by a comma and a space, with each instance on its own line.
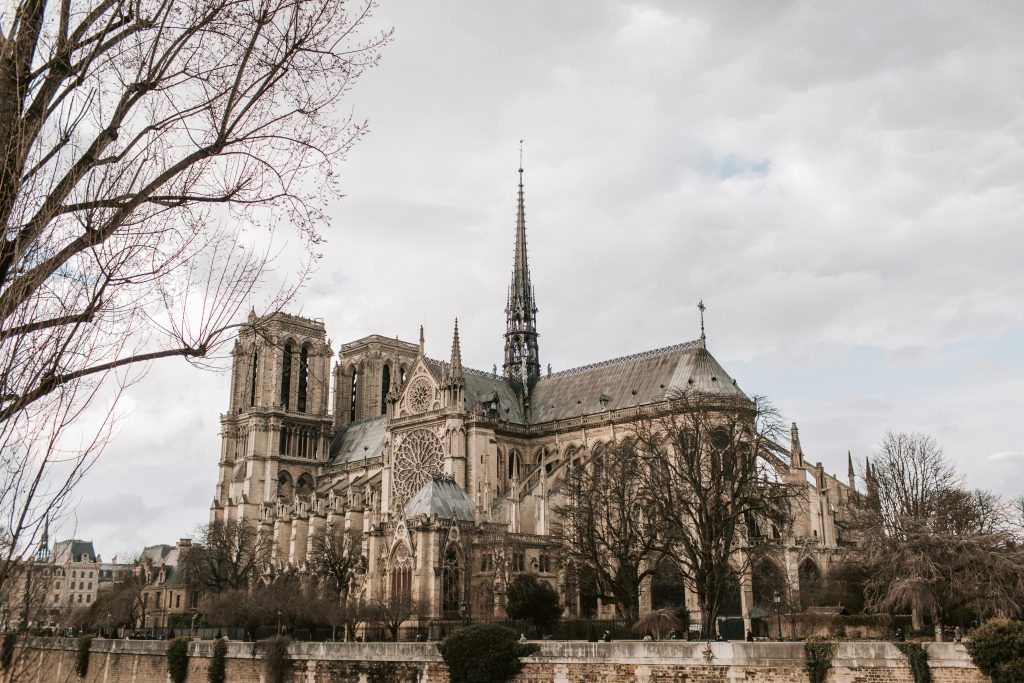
6, 638, 990, 683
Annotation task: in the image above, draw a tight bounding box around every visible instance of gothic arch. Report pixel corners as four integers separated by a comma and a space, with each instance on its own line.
798, 558, 823, 610
752, 558, 788, 610
297, 343, 311, 412
277, 470, 294, 499
388, 542, 413, 602
296, 472, 315, 498
441, 543, 465, 616
280, 339, 296, 409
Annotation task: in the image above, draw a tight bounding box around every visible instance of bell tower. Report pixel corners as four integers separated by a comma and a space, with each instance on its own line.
212, 311, 333, 523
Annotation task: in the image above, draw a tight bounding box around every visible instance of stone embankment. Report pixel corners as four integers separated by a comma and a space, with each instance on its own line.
7, 638, 989, 682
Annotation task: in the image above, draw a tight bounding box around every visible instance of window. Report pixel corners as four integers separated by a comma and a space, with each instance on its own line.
55, 581, 60, 589
79, 582, 83, 590
512, 553, 525, 572
86, 595, 90, 603
72, 571, 76, 578
54, 595, 59, 603
88, 582, 92, 589
480, 554, 493, 572
297, 345, 309, 412
538, 555, 551, 573
380, 364, 390, 415
175, 595, 180, 608
77, 594, 82, 603
350, 370, 358, 422
250, 350, 259, 407
280, 343, 293, 409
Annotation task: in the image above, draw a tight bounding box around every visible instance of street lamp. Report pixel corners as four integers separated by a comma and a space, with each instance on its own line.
190, 610, 198, 640
106, 612, 112, 639
277, 610, 282, 636
773, 591, 782, 641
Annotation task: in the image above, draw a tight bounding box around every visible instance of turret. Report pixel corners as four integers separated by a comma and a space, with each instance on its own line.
790, 422, 804, 468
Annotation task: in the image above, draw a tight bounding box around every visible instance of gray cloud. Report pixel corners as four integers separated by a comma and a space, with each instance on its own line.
66, 0, 1024, 553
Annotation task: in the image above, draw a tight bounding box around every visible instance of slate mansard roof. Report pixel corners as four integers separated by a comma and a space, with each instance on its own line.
52, 539, 96, 564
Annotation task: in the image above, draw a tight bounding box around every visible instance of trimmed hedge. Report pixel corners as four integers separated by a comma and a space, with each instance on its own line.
208, 638, 227, 683
166, 637, 190, 683
437, 624, 539, 683
964, 618, 1024, 683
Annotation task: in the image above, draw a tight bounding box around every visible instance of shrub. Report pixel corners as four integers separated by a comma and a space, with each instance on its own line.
505, 574, 563, 637
254, 635, 292, 683
0, 632, 15, 670
76, 635, 92, 678
208, 638, 228, 683
437, 624, 539, 683
803, 638, 836, 683
166, 637, 190, 683
964, 619, 1024, 683
895, 642, 931, 683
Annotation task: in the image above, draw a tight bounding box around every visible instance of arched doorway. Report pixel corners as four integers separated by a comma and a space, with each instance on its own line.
799, 559, 822, 610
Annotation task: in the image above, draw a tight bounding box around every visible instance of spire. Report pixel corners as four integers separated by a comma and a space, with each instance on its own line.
419, 325, 425, 355
450, 318, 463, 376
503, 145, 541, 394
698, 300, 706, 347
36, 516, 49, 561
847, 450, 856, 489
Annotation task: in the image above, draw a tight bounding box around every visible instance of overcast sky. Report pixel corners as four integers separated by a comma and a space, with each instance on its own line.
61, 1, 1024, 558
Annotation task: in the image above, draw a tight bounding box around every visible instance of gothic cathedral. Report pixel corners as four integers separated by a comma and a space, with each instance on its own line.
210, 167, 860, 631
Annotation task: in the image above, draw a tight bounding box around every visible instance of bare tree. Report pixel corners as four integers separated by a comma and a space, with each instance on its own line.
0, 0, 390, 600
183, 520, 273, 592
637, 392, 799, 639
554, 439, 663, 622
308, 527, 365, 601
370, 591, 423, 642
859, 432, 1024, 632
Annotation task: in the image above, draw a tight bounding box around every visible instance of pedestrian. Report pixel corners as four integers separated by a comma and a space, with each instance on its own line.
954, 626, 962, 643
896, 627, 905, 642
602, 630, 612, 642
746, 629, 753, 642
642, 634, 652, 642
518, 633, 527, 643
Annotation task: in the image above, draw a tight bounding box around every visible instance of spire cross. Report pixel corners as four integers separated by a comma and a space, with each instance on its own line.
698, 300, 706, 345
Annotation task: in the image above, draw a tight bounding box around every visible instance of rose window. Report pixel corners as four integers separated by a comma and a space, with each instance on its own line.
405, 377, 433, 413
392, 429, 444, 510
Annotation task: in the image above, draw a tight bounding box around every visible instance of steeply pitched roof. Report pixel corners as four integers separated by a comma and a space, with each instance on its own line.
139, 544, 175, 566
404, 475, 476, 522
52, 539, 96, 564
425, 359, 527, 424
329, 416, 388, 465
529, 341, 748, 423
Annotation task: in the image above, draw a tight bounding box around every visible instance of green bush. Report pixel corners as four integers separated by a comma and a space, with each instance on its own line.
0, 632, 16, 670
964, 619, 1024, 683
254, 635, 291, 683
76, 635, 92, 678
803, 638, 836, 683
437, 624, 539, 683
505, 574, 563, 637
895, 642, 931, 683
166, 637, 190, 683
208, 638, 227, 683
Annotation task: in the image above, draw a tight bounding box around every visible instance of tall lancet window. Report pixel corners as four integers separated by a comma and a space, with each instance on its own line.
381, 364, 391, 415
280, 343, 293, 409
249, 350, 258, 407
297, 345, 309, 412
350, 370, 358, 422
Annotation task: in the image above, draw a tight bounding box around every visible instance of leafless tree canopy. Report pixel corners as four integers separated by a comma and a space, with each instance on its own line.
307, 526, 365, 600
859, 431, 1024, 628
183, 519, 273, 591
0, 0, 389, 597
638, 393, 798, 639
555, 391, 799, 635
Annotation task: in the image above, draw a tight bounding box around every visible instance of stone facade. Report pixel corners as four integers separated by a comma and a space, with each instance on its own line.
10, 639, 991, 683
209, 169, 863, 632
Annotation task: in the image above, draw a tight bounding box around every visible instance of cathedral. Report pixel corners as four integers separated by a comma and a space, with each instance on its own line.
210, 167, 860, 634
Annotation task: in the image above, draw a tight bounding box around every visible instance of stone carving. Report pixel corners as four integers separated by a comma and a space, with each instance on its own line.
392, 429, 443, 511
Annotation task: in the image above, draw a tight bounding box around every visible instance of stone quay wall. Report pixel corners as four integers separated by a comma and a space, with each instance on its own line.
6, 638, 989, 683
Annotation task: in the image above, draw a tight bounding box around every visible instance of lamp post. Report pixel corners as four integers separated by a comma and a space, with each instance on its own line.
190, 610, 198, 639
773, 591, 782, 641
277, 609, 282, 636
106, 612, 112, 639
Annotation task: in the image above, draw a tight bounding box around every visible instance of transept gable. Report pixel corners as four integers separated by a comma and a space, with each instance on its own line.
397, 358, 441, 418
